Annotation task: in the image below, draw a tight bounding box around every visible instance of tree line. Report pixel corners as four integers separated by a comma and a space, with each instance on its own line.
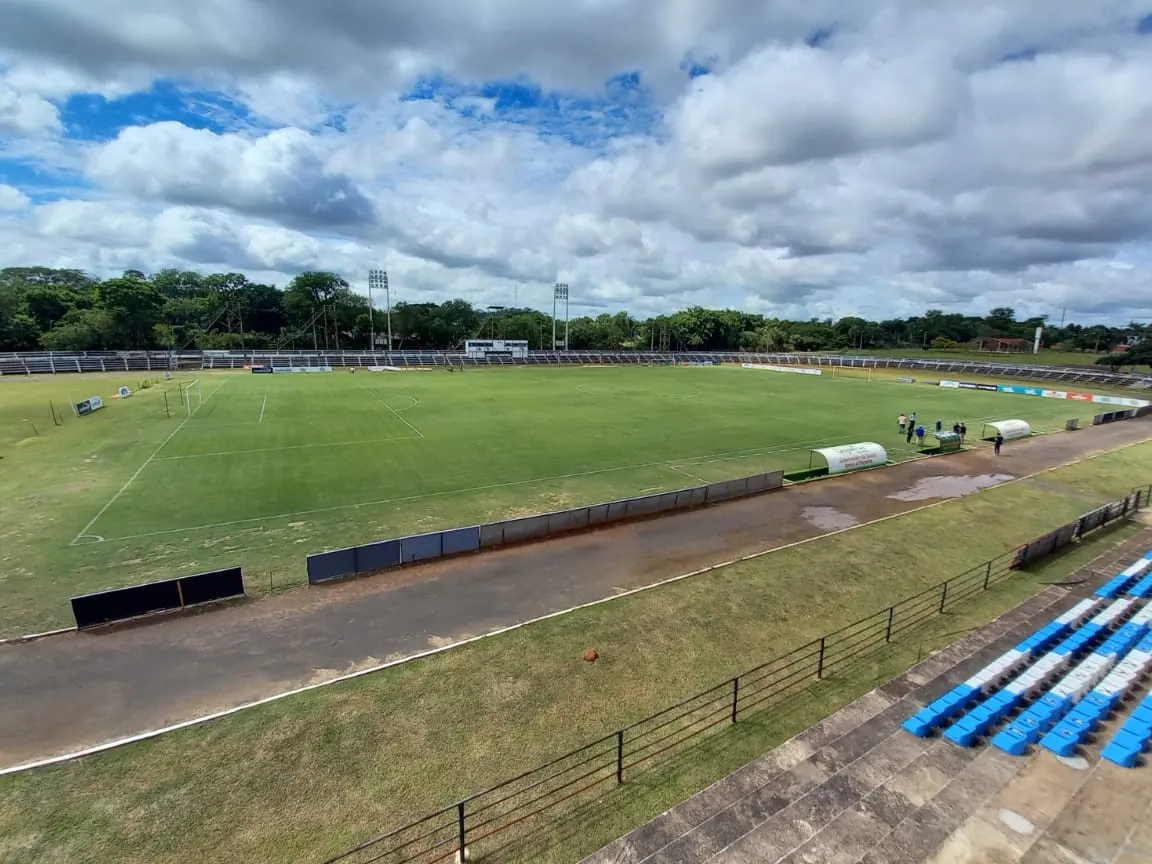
0, 267, 1146, 366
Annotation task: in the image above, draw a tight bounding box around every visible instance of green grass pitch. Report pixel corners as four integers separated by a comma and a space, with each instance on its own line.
0, 364, 1115, 634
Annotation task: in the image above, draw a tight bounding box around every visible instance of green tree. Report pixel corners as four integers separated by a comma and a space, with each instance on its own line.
96, 275, 164, 348
40, 308, 116, 351
0, 283, 38, 350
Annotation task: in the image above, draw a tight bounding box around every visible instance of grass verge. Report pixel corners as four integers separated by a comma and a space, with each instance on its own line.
1, 446, 1151, 864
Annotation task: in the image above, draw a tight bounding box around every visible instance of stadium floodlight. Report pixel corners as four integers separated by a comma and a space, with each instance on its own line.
368, 270, 392, 352
553, 283, 569, 350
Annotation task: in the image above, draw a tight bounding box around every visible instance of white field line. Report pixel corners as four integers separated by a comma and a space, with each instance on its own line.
83, 424, 1038, 544
70, 417, 193, 544
87, 412, 1056, 543
259, 394, 268, 424
154, 429, 838, 466
8, 437, 1147, 776
389, 395, 420, 412
87, 436, 895, 543
666, 464, 707, 484
70, 380, 229, 545
153, 434, 424, 462
360, 384, 425, 439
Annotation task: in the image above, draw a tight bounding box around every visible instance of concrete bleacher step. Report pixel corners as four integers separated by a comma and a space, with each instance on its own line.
580, 585, 1073, 864
921, 682, 1152, 864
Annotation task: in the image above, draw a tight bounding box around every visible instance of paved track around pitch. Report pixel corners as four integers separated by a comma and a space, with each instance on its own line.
1, 420, 1150, 770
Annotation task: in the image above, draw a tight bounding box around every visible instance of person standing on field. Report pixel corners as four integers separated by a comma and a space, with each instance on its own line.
898, 413, 907, 434
915, 424, 926, 448
935, 419, 943, 434
960, 422, 967, 441
994, 433, 1004, 455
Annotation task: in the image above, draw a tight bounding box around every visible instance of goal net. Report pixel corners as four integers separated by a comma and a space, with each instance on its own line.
181, 380, 203, 417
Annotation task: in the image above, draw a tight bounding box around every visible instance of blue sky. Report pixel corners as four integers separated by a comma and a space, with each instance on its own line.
2, 71, 668, 210
61, 82, 257, 141
44, 72, 665, 151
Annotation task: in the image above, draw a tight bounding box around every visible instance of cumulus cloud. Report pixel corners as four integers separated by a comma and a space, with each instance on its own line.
0, 183, 31, 210
671, 46, 968, 175
0, 74, 61, 134
0, 0, 1151, 323
87, 123, 376, 228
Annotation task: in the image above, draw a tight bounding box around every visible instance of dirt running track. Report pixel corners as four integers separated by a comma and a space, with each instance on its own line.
2, 421, 1151, 770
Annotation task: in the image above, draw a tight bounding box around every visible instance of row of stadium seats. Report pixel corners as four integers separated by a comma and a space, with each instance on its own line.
1103, 692, 1152, 767
1041, 628, 1152, 757
992, 599, 1150, 755
903, 551, 1152, 767
0, 354, 170, 374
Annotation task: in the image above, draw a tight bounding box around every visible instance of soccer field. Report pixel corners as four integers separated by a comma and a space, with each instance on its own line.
0, 364, 1118, 633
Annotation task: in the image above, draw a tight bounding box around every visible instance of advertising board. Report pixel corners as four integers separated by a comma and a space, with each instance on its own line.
741, 363, 822, 375
939, 380, 996, 391
75, 395, 104, 415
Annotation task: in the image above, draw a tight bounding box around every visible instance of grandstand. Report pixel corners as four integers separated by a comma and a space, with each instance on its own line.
584, 533, 1152, 864
904, 550, 1152, 765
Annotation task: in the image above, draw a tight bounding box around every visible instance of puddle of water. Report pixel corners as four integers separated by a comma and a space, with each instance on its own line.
802, 506, 860, 531
888, 474, 1014, 502
998, 809, 1036, 836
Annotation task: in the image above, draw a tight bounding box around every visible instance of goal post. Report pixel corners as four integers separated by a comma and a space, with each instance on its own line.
181, 380, 203, 417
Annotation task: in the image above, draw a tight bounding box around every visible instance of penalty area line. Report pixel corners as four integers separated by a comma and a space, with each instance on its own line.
70, 417, 192, 545
88, 441, 832, 543
259, 394, 267, 424
359, 384, 425, 439
70, 379, 228, 546
152, 434, 424, 461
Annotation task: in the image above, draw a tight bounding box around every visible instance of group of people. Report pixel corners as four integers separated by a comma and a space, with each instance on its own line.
897, 413, 968, 449
897, 413, 1006, 454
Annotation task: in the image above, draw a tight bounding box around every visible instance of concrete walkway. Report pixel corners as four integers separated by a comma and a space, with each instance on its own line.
1, 420, 1150, 770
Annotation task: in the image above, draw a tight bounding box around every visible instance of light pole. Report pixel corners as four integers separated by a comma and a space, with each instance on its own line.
553, 282, 568, 350
369, 270, 392, 353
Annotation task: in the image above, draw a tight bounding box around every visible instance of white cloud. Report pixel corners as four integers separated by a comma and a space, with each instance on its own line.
87, 122, 376, 228
0, 1, 1151, 323
671, 46, 968, 175
0, 74, 61, 134
0, 183, 31, 210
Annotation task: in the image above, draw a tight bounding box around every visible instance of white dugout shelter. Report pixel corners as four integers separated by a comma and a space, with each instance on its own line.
980, 419, 1031, 442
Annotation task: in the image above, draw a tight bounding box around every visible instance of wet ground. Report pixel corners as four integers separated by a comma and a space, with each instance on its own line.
888, 474, 1015, 502
1, 419, 1150, 770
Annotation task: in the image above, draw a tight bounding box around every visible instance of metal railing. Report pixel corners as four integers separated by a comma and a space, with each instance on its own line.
2, 349, 1149, 387
315, 488, 1148, 864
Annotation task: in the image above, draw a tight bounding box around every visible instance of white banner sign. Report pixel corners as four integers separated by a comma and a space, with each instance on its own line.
741, 363, 822, 376
939, 379, 960, 388
813, 442, 887, 475
985, 419, 1031, 440
1091, 394, 1150, 408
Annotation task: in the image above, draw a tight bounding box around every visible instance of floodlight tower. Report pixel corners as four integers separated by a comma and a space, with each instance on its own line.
553, 282, 569, 350
368, 269, 392, 352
